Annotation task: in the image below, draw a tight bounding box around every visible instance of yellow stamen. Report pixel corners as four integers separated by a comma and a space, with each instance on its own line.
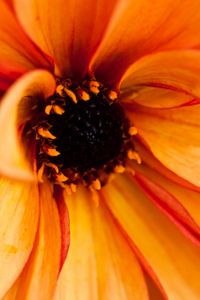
114, 165, 125, 173
70, 183, 77, 193
56, 84, 65, 97
55, 172, 68, 182
108, 90, 118, 101
45, 162, 59, 173
128, 126, 138, 136
45, 104, 53, 115
127, 150, 142, 164
91, 179, 101, 190
37, 127, 56, 139
53, 105, 65, 115
89, 81, 100, 94
77, 89, 90, 101
63, 87, 77, 103
44, 146, 60, 156
38, 163, 45, 182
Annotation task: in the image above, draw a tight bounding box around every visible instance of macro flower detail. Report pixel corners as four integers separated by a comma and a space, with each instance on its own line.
0, 1, 200, 300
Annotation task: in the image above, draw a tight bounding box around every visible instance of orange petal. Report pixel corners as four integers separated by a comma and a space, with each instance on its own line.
127, 105, 200, 187
0, 70, 56, 180
0, 177, 39, 299
0, 1, 52, 81
54, 188, 149, 300
92, 0, 200, 86
134, 170, 200, 245
14, 0, 119, 79
9, 182, 61, 300
121, 50, 200, 108
102, 175, 200, 300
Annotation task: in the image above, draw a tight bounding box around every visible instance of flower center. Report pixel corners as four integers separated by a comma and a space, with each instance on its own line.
25, 77, 140, 190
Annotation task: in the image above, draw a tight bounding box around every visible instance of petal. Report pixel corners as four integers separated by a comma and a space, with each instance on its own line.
14, 0, 119, 79
54, 188, 149, 300
9, 182, 61, 300
92, 0, 200, 86
0, 70, 56, 180
0, 1, 52, 82
134, 170, 200, 245
102, 175, 200, 300
0, 177, 39, 299
127, 105, 200, 187
121, 50, 200, 108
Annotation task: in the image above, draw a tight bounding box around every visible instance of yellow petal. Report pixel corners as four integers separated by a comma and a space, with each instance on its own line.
54, 188, 148, 300
0, 177, 39, 299
14, 0, 119, 79
92, 0, 200, 85
0, 70, 56, 180
127, 105, 200, 187
9, 182, 61, 300
0, 1, 52, 78
102, 175, 200, 300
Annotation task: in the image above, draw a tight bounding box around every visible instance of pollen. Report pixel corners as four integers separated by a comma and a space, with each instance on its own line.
25, 76, 139, 191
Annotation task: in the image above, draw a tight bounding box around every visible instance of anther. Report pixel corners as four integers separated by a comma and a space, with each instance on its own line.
127, 150, 142, 164
108, 90, 118, 101
91, 179, 101, 190
63, 87, 77, 103
52, 105, 65, 115
128, 126, 138, 136
37, 127, 56, 139
55, 172, 68, 182
89, 80, 100, 94
114, 165, 125, 173
56, 84, 65, 97
45, 105, 53, 115
77, 88, 90, 101
44, 146, 60, 156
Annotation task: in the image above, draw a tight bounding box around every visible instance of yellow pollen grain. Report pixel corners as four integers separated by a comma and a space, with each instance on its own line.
53, 105, 65, 115
89, 81, 100, 94
56, 172, 68, 182
45, 104, 53, 115
63, 87, 77, 103
38, 127, 56, 139
127, 150, 142, 164
128, 126, 138, 136
114, 165, 125, 173
108, 90, 118, 101
92, 179, 101, 190
37, 163, 45, 182
89, 86, 100, 94
56, 84, 65, 97
77, 89, 90, 101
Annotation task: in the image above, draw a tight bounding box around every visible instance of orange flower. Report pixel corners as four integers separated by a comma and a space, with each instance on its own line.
0, 1, 200, 299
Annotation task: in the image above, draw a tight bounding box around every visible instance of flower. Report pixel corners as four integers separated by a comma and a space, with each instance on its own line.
0, 0, 200, 299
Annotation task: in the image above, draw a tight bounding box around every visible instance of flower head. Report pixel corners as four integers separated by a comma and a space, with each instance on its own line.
1, 1, 200, 299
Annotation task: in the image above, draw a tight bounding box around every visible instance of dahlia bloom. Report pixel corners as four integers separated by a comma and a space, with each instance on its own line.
1, 0, 200, 299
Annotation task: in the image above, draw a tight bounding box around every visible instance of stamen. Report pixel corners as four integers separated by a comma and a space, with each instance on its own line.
43, 146, 60, 156
76, 88, 90, 101
89, 80, 100, 94
91, 179, 101, 190
128, 126, 138, 136
56, 84, 65, 97
37, 127, 56, 139
38, 163, 45, 182
127, 150, 142, 164
45, 104, 53, 115
63, 87, 77, 103
108, 90, 118, 101
114, 165, 125, 173
45, 162, 59, 173
52, 105, 65, 115
55, 172, 68, 182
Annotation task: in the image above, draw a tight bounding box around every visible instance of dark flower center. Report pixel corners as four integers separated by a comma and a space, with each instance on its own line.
49, 94, 126, 173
